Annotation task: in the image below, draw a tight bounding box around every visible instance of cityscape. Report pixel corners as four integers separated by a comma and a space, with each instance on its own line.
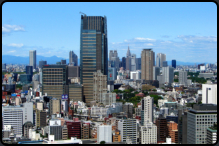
2, 2, 217, 145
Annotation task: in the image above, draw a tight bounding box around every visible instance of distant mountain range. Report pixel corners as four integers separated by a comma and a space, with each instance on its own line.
2, 55, 209, 66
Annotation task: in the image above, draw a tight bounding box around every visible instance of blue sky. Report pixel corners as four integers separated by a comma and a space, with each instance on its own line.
2, 2, 217, 63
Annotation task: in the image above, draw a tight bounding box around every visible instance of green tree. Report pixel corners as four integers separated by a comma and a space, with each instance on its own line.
100, 141, 105, 144
174, 79, 178, 82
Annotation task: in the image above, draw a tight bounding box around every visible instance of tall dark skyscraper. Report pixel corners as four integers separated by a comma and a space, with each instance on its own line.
172, 59, 176, 68
80, 15, 108, 105
122, 57, 126, 70
26, 66, 33, 77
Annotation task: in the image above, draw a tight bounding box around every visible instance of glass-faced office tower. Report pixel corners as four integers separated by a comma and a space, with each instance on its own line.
80, 15, 108, 106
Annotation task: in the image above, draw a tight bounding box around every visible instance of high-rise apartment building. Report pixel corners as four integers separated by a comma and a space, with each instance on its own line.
141, 49, 154, 80
202, 84, 217, 104
179, 71, 187, 86
187, 104, 217, 144
118, 119, 137, 144
93, 70, 107, 102
142, 96, 154, 125
80, 15, 108, 106
42, 65, 68, 99
172, 60, 176, 68
69, 51, 78, 66
141, 122, 157, 144
29, 50, 36, 69
156, 53, 166, 67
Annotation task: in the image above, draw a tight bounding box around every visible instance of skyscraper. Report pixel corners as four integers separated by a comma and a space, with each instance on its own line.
69, 51, 78, 66
163, 61, 168, 67
80, 15, 108, 106
29, 50, 36, 69
162, 66, 174, 85
26, 66, 33, 77
122, 57, 126, 70
156, 53, 166, 67
126, 46, 131, 71
172, 60, 176, 68
153, 66, 160, 80
179, 71, 187, 86
142, 96, 154, 125
131, 53, 136, 71
42, 65, 68, 99
141, 49, 154, 80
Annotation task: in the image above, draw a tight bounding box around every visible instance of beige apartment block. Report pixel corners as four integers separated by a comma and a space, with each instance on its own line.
93, 70, 107, 102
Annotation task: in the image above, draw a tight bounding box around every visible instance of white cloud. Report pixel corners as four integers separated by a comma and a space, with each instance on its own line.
8, 43, 24, 48
8, 50, 16, 53
146, 43, 153, 46
135, 37, 155, 41
2, 24, 25, 36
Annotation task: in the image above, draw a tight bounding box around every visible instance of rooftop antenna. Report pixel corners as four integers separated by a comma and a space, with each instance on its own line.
79, 11, 86, 16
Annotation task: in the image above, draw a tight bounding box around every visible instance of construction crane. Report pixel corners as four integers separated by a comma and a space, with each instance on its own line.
79, 11, 86, 16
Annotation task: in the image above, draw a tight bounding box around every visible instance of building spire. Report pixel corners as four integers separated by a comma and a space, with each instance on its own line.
126, 45, 131, 57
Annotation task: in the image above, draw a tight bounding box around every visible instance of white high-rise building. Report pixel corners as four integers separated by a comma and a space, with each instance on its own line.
3, 108, 23, 136
118, 119, 137, 144
162, 66, 174, 85
156, 53, 166, 67
202, 84, 217, 104
141, 122, 157, 144
142, 96, 154, 125
29, 50, 36, 69
131, 54, 136, 71
179, 71, 187, 86
97, 125, 112, 143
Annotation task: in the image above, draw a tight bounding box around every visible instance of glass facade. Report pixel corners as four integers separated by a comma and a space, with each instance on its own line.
172, 60, 176, 68
80, 15, 108, 105
42, 65, 68, 99
19, 74, 32, 85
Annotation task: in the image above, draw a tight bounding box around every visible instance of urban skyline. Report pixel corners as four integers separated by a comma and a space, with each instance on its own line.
2, 2, 217, 63
1, 2, 217, 145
